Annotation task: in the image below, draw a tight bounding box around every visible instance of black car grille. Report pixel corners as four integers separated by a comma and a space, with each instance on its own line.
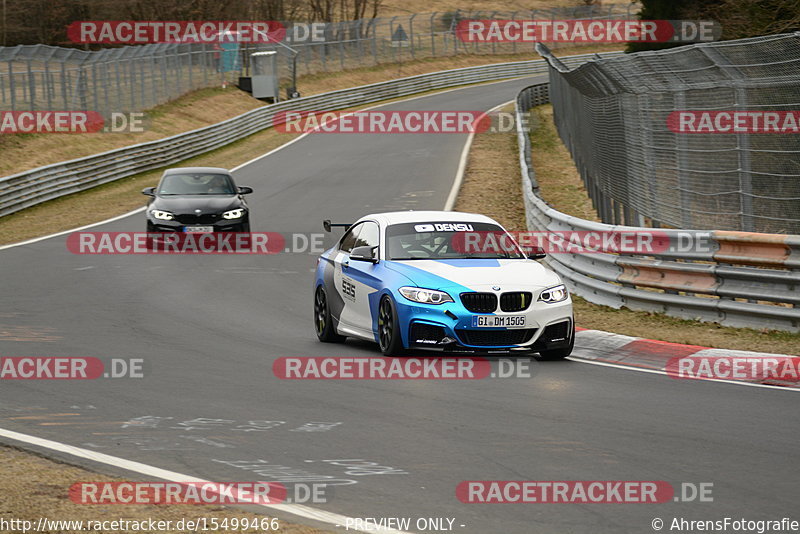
174, 213, 220, 225
410, 323, 447, 345
460, 292, 498, 313
499, 292, 533, 312
456, 328, 536, 347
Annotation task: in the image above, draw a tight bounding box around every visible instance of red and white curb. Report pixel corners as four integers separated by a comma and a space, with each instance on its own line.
571, 328, 800, 389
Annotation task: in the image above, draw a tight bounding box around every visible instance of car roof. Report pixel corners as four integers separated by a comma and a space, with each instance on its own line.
360, 210, 500, 227
162, 167, 231, 176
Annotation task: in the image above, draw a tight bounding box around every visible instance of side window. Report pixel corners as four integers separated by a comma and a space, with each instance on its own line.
339, 224, 362, 253
354, 222, 379, 250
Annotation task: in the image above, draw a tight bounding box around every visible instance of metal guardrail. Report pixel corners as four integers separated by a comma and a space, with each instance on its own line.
515, 84, 800, 333
0, 53, 605, 219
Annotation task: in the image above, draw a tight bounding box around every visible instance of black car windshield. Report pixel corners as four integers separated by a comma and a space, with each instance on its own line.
386, 222, 525, 260
158, 173, 236, 195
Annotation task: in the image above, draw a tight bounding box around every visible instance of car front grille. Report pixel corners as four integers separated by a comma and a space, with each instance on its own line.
460, 292, 498, 313
499, 291, 533, 312
174, 213, 220, 225
456, 328, 536, 347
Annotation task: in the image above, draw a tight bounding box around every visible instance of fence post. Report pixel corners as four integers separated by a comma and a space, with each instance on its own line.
9, 61, 16, 111
430, 12, 437, 57
409, 13, 417, 60
510, 12, 517, 54
26, 59, 35, 110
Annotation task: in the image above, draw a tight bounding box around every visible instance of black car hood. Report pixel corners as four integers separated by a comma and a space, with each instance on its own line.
150, 195, 242, 214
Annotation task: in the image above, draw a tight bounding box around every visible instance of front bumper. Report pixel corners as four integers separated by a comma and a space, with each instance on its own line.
146, 216, 248, 233
393, 294, 573, 353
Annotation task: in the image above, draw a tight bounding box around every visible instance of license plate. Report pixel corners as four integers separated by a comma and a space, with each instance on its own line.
183, 226, 214, 233
472, 315, 527, 328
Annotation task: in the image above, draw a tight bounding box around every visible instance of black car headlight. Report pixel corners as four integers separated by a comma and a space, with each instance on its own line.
539, 284, 568, 304
151, 209, 174, 221
223, 208, 246, 220
399, 287, 454, 305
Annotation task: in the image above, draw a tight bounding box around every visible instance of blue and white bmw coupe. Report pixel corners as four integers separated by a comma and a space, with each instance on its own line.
313, 211, 574, 358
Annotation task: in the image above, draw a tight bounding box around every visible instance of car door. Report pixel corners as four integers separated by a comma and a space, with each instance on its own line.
332, 223, 364, 333
342, 221, 382, 336
333, 221, 381, 338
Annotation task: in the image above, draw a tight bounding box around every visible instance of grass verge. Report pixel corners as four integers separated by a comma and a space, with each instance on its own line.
455, 104, 800, 355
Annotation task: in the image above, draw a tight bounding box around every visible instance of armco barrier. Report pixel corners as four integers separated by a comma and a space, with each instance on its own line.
0, 53, 620, 219
515, 83, 800, 333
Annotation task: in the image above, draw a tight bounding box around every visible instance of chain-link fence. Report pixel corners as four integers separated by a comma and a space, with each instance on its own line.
538, 33, 800, 234
0, 4, 635, 116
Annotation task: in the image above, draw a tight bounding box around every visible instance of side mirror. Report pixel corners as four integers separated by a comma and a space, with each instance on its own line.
350, 246, 378, 263
141, 187, 156, 196
238, 186, 253, 195
523, 245, 547, 260
323, 219, 332, 232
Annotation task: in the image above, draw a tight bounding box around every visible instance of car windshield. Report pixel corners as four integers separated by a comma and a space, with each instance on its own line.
157, 173, 236, 195
386, 222, 525, 260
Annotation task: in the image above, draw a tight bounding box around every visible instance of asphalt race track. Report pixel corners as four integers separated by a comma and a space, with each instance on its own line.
1, 76, 798, 533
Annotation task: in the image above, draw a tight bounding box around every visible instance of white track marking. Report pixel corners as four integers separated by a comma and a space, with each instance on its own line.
445, 99, 514, 211
1, 76, 534, 252
0, 207, 145, 251
567, 356, 799, 392
0, 427, 411, 534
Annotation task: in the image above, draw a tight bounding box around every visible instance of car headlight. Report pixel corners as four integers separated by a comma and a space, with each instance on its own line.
539, 284, 568, 303
399, 287, 454, 305
151, 210, 174, 221
223, 208, 246, 220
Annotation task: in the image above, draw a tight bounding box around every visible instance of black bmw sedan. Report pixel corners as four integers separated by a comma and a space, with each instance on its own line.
142, 167, 253, 234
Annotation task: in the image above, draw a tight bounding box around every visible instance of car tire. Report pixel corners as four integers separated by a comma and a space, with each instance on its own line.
537, 320, 575, 360
314, 286, 346, 343
378, 296, 405, 356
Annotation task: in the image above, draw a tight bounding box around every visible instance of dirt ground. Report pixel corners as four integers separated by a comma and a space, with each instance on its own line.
0, 444, 331, 533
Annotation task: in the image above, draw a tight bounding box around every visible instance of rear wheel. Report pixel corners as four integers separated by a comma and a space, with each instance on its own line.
378, 296, 404, 356
314, 286, 345, 343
